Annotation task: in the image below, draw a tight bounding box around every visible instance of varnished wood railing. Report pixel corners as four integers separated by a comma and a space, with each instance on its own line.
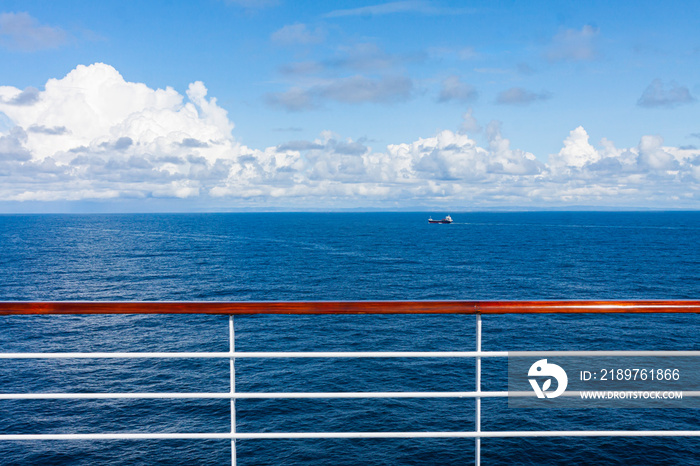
0, 300, 699, 315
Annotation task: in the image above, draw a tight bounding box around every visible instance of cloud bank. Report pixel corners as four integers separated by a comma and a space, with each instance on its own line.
1, 63, 699, 209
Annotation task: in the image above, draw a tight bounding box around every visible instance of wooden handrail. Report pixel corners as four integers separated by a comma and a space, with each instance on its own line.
0, 301, 699, 315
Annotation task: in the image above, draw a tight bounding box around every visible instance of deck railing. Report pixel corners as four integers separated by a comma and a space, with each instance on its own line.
1, 300, 700, 465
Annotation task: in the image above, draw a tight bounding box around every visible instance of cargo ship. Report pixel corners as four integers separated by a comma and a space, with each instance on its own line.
428, 215, 453, 224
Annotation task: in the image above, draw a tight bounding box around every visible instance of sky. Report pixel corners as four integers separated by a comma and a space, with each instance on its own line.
0, 0, 699, 212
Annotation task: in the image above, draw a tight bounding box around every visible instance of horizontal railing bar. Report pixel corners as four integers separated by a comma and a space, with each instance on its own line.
507, 350, 700, 357
0, 351, 498, 359
1, 300, 700, 315
2, 391, 699, 400
2, 431, 700, 440
1, 350, 699, 359
0, 392, 506, 400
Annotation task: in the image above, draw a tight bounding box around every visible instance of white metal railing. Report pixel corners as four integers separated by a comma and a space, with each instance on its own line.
230, 315, 236, 466
2, 302, 700, 465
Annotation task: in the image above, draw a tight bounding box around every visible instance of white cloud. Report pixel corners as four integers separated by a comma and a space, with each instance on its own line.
1, 63, 699, 209
0, 12, 68, 51
637, 135, 678, 171
383, 126, 541, 186
0, 64, 235, 166
0, 63, 247, 200
549, 126, 601, 169
544, 128, 700, 207
485, 121, 543, 176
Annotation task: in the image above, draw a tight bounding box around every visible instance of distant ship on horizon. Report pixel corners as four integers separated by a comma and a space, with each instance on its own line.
428, 215, 453, 224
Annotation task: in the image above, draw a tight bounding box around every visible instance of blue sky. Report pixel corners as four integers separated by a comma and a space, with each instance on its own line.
0, 0, 699, 211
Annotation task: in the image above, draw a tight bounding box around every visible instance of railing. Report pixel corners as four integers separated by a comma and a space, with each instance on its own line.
1, 300, 700, 465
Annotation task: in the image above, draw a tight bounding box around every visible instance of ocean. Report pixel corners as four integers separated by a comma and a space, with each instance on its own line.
0, 212, 699, 465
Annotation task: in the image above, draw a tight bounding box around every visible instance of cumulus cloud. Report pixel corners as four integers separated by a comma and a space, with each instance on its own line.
546, 25, 599, 62
541, 134, 693, 205
496, 87, 551, 105
637, 79, 695, 108
549, 126, 601, 169
271, 23, 325, 46
0, 63, 247, 200
438, 76, 477, 103
637, 135, 678, 171
546, 126, 697, 190
0, 12, 68, 51
1, 63, 700, 208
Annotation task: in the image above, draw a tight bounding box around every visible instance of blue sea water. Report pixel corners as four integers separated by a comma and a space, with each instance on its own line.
0, 211, 699, 465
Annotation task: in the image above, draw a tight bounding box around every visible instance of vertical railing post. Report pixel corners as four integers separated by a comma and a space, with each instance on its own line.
229, 316, 236, 466
475, 313, 481, 466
